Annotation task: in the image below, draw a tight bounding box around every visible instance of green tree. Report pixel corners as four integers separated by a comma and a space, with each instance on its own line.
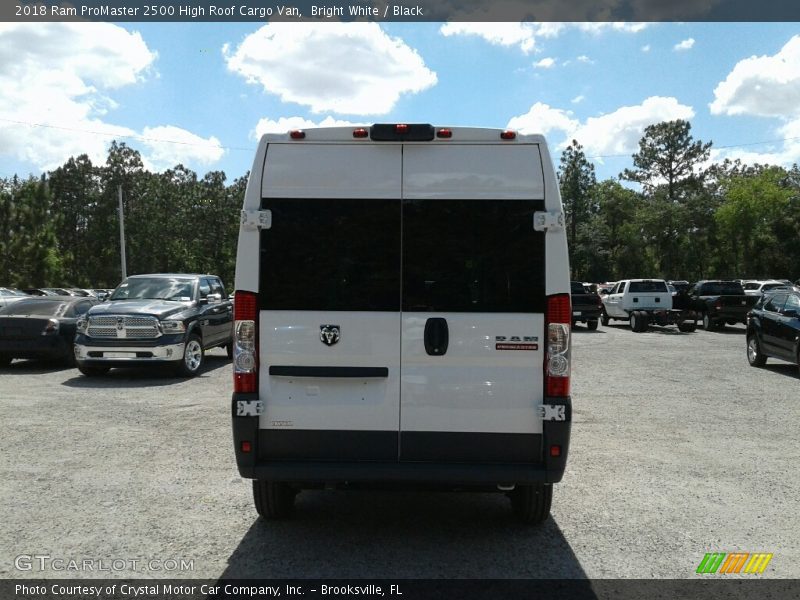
558, 139, 597, 257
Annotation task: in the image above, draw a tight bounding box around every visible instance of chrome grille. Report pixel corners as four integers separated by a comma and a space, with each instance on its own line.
87, 315, 161, 339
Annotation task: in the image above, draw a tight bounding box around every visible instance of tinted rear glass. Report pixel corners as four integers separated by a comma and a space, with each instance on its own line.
699, 282, 744, 295
402, 199, 545, 312
571, 281, 587, 295
260, 198, 401, 311
629, 281, 668, 293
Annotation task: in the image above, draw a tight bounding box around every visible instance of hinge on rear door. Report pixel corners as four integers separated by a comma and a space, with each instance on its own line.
538, 404, 566, 421
236, 400, 264, 417
241, 210, 272, 231
533, 211, 564, 232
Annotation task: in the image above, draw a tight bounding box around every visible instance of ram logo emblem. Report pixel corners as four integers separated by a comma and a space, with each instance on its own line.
320, 325, 340, 346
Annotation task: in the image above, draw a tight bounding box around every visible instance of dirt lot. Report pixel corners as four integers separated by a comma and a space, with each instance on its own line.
0, 324, 797, 579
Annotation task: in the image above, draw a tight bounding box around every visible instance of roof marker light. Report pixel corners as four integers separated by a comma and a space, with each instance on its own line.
289, 130, 305, 139
436, 128, 452, 139
353, 128, 368, 138
395, 124, 409, 134
500, 130, 517, 140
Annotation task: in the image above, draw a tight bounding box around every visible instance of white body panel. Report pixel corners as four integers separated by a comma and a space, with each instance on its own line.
400, 313, 544, 434
259, 311, 400, 431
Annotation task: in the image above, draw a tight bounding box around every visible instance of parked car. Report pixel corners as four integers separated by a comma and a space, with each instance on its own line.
668, 280, 691, 294
0, 296, 99, 366
743, 280, 789, 297
746, 289, 800, 375
570, 280, 601, 330
22, 288, 58, 296
0, 288, 28, 309
601, 279, 697, 332
74, 273, 233, 377
687, 280, 758, 330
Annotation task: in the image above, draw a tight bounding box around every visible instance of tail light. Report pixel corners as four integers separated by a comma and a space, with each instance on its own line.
233, 291, 257, 393
289, 130, 305, 139
500, 130, 517, 140
545, 294, 571, 397
714, 299, 722, 310
596, 294, 603, 307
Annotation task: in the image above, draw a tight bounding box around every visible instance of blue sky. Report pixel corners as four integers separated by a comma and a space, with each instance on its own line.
1, 22, 799, 182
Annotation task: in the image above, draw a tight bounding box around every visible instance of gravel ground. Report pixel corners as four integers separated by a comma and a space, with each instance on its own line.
0, 325, 797, 579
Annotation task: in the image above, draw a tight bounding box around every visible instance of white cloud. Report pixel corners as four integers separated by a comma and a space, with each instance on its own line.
711, 117, 800, 167
507, 102, 580, 139
576, 55, 594, 64
508, 96, 695, 158
439, 21, 647, 54
253, 116, 361, 140
139, 126, 225, 172
0, 23, 223, 173
710, 35, 800, 118
535, 57, 556, 69
641, 44, 651, 52
572, 95, 586, 104
224, 23, 437, 115
674, 38, 695, 52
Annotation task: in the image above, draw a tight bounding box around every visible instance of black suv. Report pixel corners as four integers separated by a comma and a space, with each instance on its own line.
746, 289, 800, 375
74, 274, 233, 377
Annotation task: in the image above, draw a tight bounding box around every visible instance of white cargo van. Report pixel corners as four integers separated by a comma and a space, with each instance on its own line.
231, 124, 572, 524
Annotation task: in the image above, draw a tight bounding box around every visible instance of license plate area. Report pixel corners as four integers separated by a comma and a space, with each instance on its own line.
104, 351, 136, 358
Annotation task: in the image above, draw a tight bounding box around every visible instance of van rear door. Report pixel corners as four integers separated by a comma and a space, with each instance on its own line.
257, 143, 402, 461
400, 144, 547, 463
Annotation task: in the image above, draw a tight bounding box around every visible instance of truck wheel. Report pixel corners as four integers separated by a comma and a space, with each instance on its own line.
253, 480, 296, 519
677, 322, 696, 333
178, 334, 204, 377
600, 309, 610, 326
746, 334, 767, 367
702, 314, 716, 331
510, 483, 552, 524
78, 365, 110, 376
587, 319, 599, 331
629, 312, 639, 332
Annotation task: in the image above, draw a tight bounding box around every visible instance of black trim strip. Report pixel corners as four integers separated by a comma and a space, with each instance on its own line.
259, 429, 397, 461
401, 431, 542, 463
269, 366, 389, 378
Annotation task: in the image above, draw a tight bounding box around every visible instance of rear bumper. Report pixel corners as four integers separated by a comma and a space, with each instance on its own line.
572, 308, 600, 321
231, 393, 571, 485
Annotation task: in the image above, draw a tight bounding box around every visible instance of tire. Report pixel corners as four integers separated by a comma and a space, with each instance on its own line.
600, 309, 610, 326
587, 319, 599, 331
677, 322, 696, 333
510, 483, 553, 524
226, 343, 233, 359
253, 480, 296, 519
702, 313, 717, 331
746, 334, 767, 367
629, 311, 639, 332
177, 334, 204, 377
78, 365, 110, 377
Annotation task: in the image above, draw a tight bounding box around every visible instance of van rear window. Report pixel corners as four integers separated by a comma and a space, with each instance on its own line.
402, 199, 546, 313
259, 198, 400, 311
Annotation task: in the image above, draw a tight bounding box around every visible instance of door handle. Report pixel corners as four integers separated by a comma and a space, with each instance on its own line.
424, 317, 449, 356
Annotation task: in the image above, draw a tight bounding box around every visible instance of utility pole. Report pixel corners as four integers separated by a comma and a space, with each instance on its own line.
118, 185, 127, 279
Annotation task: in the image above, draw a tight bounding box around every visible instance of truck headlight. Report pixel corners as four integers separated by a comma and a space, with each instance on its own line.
161, 320, 186, 333
76, 317, 88, 334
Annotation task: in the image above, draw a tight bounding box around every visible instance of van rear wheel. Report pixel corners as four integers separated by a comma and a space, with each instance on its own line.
253, 480, 296, 519
510, 483, 552, 524
600, 309, 610, 326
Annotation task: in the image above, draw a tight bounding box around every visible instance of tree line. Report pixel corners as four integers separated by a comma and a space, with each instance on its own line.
1, 142, 246, 289
559, 120, 800, 283
2, 120, 799, 290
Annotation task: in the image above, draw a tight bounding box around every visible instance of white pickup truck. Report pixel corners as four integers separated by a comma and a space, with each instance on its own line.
601, 279, 698, 333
